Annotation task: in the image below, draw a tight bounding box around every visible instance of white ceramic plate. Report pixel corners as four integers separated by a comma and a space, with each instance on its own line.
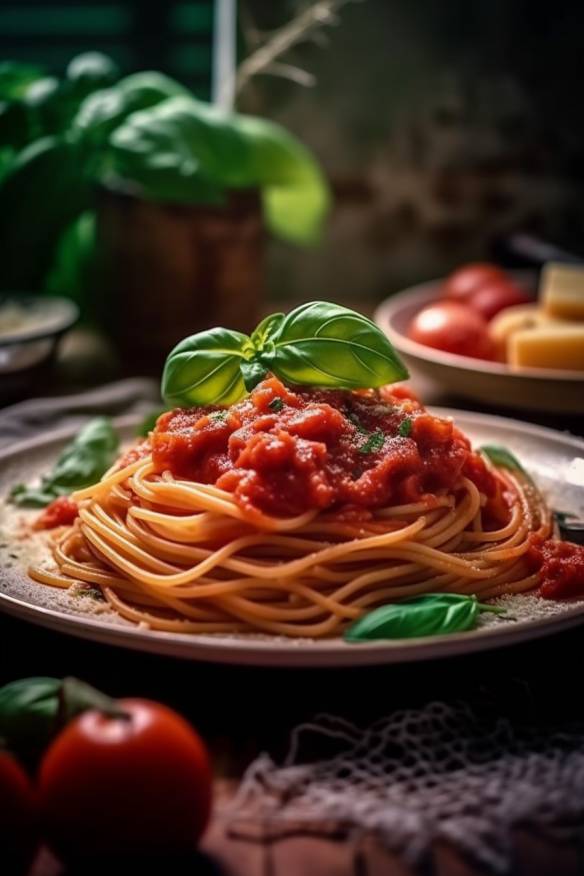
1, 413, 583, 667
374, 281, 584, 414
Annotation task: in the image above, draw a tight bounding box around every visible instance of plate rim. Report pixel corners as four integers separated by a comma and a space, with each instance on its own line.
374, 280, 584, 382
1, 409, 583, 667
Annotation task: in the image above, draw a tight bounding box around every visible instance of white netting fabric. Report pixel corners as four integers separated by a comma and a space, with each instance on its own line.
227, 703, 584, 873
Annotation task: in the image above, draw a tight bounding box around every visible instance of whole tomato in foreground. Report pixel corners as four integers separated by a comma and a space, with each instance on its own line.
443, 262, 508, 302
38, 699, 212, 861
408, 301, 495, 359
0, 751, 38, 875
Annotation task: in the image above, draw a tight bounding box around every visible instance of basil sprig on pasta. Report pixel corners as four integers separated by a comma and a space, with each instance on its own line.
162, 301, 408, 407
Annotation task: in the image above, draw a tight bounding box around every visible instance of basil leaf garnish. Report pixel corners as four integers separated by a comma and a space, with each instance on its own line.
254, 301, 409, 390
479, 445, 526, 474
240, 359, 269, 393
161, 326, 249, 407
9, 417, 119, 507
358, 431, 385, 455
161, 301, 409, 405
344, 593, 507, 642
251, 312, 284, 350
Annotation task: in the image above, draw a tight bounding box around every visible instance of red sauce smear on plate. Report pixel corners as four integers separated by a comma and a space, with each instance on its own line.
528, 536, 584, 599
151, 376, 505, 520
34, 496, 78, 531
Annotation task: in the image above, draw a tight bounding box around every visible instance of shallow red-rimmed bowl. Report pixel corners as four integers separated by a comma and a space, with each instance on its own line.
374, 280, 584, 414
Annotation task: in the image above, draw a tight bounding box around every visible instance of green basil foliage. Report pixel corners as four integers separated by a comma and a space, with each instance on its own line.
268, 397, 284, 412
344, 593, 507, 642
398, 417, 412, 437
9, 417, 119, 507
0, 676, 122, 766
162, 301, 408, 407
108, 96, 330, 244
256, 301, 409, 389
44, 211, 97, 317
358, 431, 385, 455
161, 327, 250, 408
72, 71, 189, 147
0, 51, 329, 310
479, 445, 526, 474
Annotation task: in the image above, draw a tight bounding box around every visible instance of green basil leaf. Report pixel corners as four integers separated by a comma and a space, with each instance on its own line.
0, 136, 92, 290
251, 312, 285, 350
398, 417, 412, 437
269, 397, 284, 412
240, 359, 269, 392
73, 71, 189, 146
0, 61, 45, 100
107, 96, 330, 245
232, 115, 330, 245
0, 677, 61, 759
0, 676, 121, 766
9, 417, 119, 507
44, 211, 97, 318
257, 301, 409, 389
358, 431, 385, 455
9, 484, 58, 508
162, 326, 249, 407
65, 52, 119, 98
344, 593, 506, 642
107, 97, 239, 206
479, 445, 526, 474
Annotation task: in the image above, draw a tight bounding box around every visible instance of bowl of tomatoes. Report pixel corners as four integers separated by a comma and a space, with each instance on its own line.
374, 263, 584, 414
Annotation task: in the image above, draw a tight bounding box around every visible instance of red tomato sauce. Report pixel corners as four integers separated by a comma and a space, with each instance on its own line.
528, 536, 584, 599
151, 376, 504, 520
34, 496, 78, 531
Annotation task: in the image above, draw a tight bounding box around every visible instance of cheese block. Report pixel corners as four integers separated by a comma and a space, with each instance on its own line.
490, 304, 565, 359
509, 324, 584, 371
490, 304, 538, 343
540, 263, 584, 320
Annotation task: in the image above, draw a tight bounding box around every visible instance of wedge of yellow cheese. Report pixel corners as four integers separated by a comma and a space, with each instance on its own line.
490, 304, 566, 359
541, 263, 584, 320
509, 324, 584, 371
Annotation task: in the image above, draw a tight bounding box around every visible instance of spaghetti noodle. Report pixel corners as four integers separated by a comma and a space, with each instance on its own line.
28, 378, 554, 638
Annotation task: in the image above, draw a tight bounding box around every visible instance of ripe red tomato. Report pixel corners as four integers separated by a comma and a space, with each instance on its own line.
408, 301, 495, 359
38, 699, 212, 861
0, 751, 38, 875
469, 280, 531, 321
443, 263, 508, 302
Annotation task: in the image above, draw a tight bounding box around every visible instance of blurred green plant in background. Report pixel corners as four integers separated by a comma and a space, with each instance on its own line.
0, 50, 330, 321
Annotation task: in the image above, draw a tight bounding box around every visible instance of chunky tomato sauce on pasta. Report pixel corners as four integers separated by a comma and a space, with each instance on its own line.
151, 376, 507, 521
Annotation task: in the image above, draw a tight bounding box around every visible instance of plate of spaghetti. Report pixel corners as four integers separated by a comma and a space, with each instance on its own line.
1, 301, 583, 666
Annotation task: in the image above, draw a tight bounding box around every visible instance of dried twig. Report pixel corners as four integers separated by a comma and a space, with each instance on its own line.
264, 62, 317, 88
234, 0, 359, 97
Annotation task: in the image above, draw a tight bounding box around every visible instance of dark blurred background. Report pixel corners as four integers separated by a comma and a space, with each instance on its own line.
2, 0, 583, 305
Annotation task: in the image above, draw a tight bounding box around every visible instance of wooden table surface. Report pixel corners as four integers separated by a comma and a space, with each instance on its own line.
2, 372, 584, 876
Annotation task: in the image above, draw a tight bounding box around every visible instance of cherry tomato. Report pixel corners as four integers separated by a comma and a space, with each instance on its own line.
0, 751, 38, 875
443, 263, 508, 302
468, 280, 531, 322
408, 301, 495, 359
38, 699, 212, 861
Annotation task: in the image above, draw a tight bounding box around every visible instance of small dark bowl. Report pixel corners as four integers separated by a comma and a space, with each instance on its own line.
0, 296, 79, 402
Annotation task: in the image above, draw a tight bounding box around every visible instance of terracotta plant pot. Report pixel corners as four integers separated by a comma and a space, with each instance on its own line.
96, 186, 265, 373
